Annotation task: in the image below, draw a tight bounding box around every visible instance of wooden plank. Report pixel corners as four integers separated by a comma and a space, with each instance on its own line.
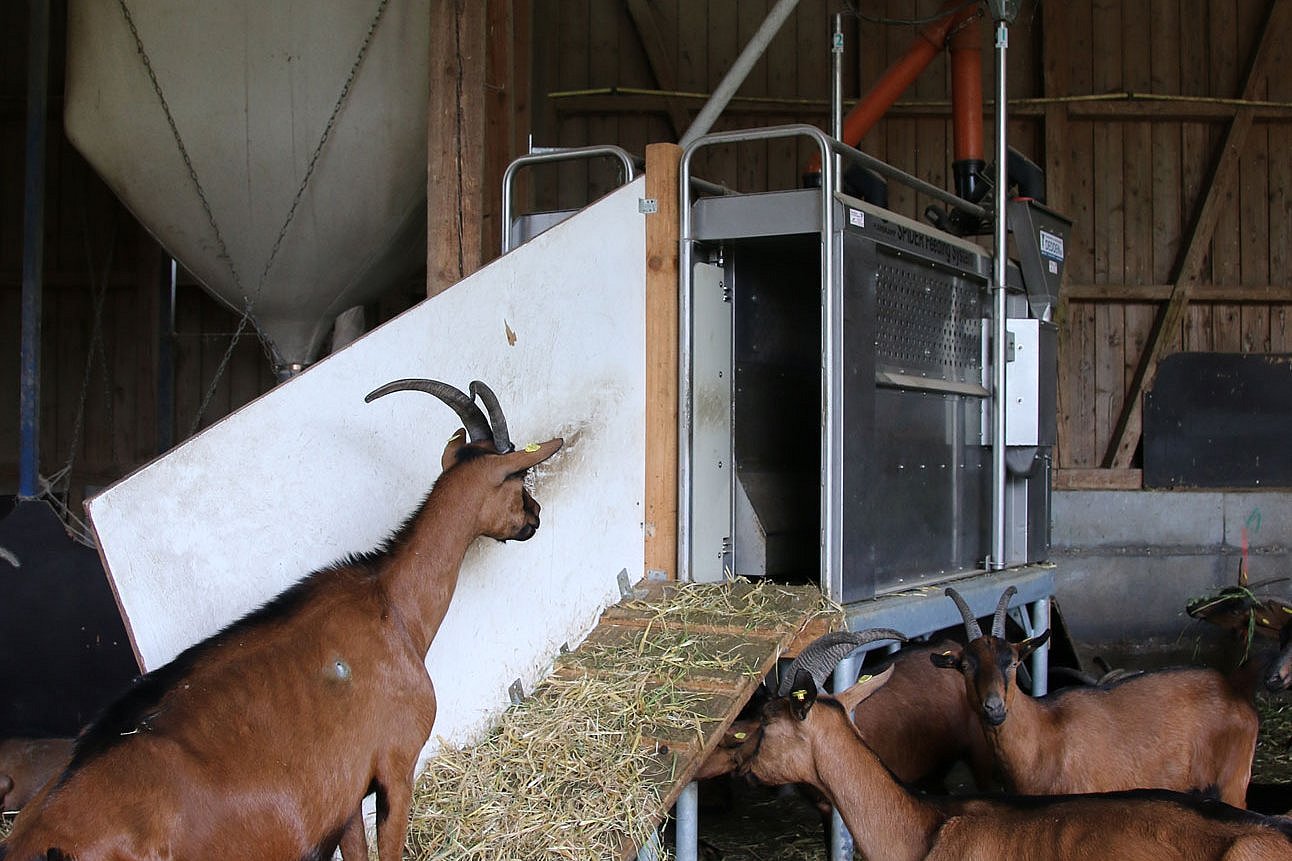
1150, 0, 1182, 285
529, 0, 561, 211
1067, 304, 1097, 467
1053, 468, 1143, 490
624, 0, 689, 138
586, 0, 620, 199
1042, 0, 1074, 467
1105, 0, 1287, 468
736, 0, 769, 195
555, 0, 590, 211
1063, 282, 1292, 302
644, 143, 681, 580
427, 0, 487, 298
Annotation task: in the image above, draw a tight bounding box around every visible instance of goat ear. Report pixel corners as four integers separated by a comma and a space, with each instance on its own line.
835, 664, 895, 712
930, 648, 963, 671
495, 437, 564, 478
1015, 629, 1051, 662
441, 428, 468, 470
787, 669, 818, 720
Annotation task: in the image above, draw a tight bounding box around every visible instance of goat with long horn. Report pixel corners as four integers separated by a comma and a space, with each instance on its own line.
3, 379, 563, 861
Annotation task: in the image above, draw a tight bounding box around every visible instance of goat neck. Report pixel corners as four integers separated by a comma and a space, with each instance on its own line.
743, 669, 943, 861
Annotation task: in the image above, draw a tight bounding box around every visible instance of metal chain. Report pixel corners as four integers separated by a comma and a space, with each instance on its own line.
116, 0, 245, 298
117, 0, 390, 436
55, 206, 118, 517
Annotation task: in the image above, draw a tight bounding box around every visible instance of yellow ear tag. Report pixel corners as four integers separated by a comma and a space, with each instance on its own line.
733, 732, 747, 740
941, 651, 953, 656
524, 443, 541, 453
857, 674, 872, 683
792, 689, 807, 701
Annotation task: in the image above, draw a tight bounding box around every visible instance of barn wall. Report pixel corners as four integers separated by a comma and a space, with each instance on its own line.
533, 0, 1292, 488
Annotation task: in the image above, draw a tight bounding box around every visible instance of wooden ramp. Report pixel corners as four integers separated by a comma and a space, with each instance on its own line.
403, 579, 838, 859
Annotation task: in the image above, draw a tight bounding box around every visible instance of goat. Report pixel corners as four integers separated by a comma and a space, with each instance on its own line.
0, 739, 72, 814
0, 379, 563, 861
728, 630, 1292, 861
697, 633, 992, 792
931, 586, 1259, 807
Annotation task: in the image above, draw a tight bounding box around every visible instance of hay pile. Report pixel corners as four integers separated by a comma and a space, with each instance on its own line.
0, 813, 11, 841
1254, 694, 1292, 784
402, 579, 837, 860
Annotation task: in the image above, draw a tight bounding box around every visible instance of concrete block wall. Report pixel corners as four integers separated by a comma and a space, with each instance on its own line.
1050, 490, 1292, 658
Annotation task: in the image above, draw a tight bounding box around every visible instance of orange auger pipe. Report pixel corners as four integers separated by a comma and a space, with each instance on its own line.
806, 0, 982, 177
949, 7, 986, 201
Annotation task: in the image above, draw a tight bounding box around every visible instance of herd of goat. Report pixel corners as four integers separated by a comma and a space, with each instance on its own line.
1, 377, 1291, 859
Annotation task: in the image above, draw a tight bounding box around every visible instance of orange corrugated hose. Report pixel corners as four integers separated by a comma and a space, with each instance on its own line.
806, 0, 982, 181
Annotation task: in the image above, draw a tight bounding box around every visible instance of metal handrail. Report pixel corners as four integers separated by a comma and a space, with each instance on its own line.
500, 145, 637, 253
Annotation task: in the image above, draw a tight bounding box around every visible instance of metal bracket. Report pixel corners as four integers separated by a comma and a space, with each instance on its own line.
508, 678, 525, 705
617, 568, 633, 598
639, 197, 659, 214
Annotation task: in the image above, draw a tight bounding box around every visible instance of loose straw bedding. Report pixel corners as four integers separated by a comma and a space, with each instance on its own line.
402, 579, 838, 860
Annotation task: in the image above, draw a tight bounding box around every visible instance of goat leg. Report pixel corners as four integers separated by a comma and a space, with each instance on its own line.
338, 807, 369, 861
375, 769, 417, 861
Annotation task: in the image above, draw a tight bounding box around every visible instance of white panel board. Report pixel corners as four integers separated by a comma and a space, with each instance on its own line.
87, 180, 648, 758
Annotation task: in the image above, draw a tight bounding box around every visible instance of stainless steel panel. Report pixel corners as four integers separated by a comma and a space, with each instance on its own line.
692, 189, 822, 240
690, 262, 733, 582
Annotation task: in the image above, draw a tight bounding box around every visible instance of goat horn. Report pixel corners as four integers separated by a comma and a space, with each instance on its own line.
945, 587, 984, 641
364, 379, 494, 445
992, 586, 1018, 639
469, 381, 513, 453
776, 628, 907, 697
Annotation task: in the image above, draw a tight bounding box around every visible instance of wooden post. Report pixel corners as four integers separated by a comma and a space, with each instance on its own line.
428, 0, 486, 298
644, 142, 682, 580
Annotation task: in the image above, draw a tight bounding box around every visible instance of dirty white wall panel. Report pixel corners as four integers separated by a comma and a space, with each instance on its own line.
86, 180, 647, 757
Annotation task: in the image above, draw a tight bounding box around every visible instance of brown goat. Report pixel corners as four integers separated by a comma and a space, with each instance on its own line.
697, 637, 991, 791
932, 586, 1259, 807
0, 739, 72, 814
0, 379, 562, 861
731, 639, 1292, 861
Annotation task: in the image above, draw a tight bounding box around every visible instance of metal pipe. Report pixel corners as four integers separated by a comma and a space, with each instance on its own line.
673, 781, 699, 861
500, 145, 637, 253
19, 0, 50, 500
831, 13, 844, 191
830, 652, 862, 861
679, 0, 800, 148
806, 0, 979, 175
989, 18, 1009, 570
1030, 596, 1051, 695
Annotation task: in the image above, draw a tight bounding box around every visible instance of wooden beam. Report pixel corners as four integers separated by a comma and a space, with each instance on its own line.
623, 0, 689, 139
1053, 468, 1144, 491
480, 0, 528, 267
1065, 283, 1292, 302
1104, 0, 1288, 468
643, 143, 682, 579
427, 0, 487, 298
548, 90, 1292, 123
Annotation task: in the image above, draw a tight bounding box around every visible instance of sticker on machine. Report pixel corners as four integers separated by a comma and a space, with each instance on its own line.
848, 208, 865, 228
1039, 229, 1065, 260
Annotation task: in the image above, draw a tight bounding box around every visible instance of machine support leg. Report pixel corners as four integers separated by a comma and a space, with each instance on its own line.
674, 780, 699, 861
829, 653, 862, 861
1030, 596, 1051, 696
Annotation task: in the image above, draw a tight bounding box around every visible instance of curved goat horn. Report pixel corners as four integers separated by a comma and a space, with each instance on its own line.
777, 628, 907, 697
365, 379, 494, 445
469, 380, 513, 453
992, 586, 1018, 639
945, 586, 983, 641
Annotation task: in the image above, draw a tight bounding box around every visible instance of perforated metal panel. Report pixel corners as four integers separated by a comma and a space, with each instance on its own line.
874, 255, 982, 385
